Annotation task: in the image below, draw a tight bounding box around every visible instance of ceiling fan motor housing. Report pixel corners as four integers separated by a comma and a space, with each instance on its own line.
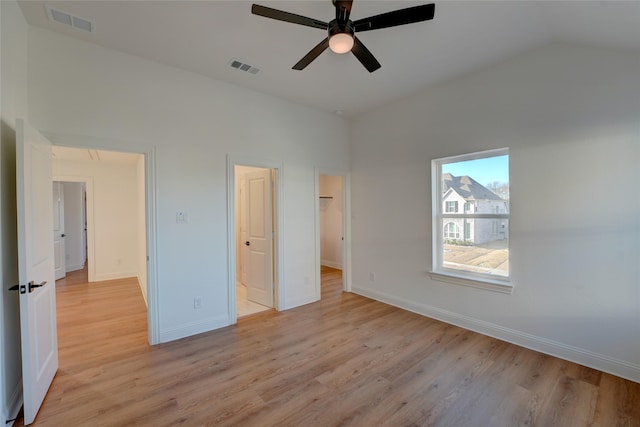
329, 19, 354, 38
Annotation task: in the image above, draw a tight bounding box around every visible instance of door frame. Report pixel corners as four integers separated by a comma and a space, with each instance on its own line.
227, 155, 283, 324
52, 176, 95, 281
315, 168, 351, 297
43, 133, 160, 345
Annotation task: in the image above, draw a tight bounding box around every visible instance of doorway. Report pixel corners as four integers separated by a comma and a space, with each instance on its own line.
52, 181, 87, 281
51, 145, 153, 335
15, 122, 159, 424
234, 165, 276, 317
227, 156, 283, 323
317, 172, 349, 298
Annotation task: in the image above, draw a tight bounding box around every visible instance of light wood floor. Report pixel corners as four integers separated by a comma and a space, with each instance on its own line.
17, 266, 639, 426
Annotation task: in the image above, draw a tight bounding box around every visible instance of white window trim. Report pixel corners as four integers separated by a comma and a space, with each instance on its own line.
431, 148, 513, 293
429, 270, 513, 294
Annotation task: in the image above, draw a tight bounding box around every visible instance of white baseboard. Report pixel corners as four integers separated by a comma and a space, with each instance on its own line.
137, 275, 148, 307
352, 284, 640, 384
159, 315, 230, 343
5, 380, 23, 427
92, 271, 137, 282
65, 262, 85, 273
321, 260, 342, 270
283, 294, 318, 311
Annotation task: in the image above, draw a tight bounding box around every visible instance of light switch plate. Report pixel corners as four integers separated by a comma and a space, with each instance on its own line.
176, 212, 189, 224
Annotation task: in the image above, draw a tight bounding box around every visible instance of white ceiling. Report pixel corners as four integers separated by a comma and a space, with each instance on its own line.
18, 1, 640, 117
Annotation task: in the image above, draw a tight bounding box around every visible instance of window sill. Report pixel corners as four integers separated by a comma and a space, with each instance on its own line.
429, 271, 513, 294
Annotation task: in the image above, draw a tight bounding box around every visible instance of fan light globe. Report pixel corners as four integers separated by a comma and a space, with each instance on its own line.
329, 33, 354, 54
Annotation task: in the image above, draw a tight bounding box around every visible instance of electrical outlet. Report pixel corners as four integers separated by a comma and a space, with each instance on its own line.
369, 272, 376, 282
194, 296, 202, 309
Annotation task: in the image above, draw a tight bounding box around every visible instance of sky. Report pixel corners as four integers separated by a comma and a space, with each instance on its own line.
442, 155, 509, 186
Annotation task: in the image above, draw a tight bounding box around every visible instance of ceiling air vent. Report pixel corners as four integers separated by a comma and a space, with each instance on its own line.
229, 60, 260, 75
46, 6, 95, 33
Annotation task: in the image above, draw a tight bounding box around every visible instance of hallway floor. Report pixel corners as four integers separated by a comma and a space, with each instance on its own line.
236, 282, 271, 317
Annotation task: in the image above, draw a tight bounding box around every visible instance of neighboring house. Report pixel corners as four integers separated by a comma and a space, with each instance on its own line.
442, 173, 508, 245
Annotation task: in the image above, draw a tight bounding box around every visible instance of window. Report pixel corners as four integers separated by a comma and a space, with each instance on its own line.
445, 201, 458, 213
464, 220, 471, 240
444, 222, 460, 239
431, 148, 511, 292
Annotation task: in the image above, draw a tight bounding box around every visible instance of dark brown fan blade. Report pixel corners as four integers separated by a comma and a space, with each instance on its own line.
351, 37, 381, 73
252, 4, 327, 30
293, 38, 330, 70
353, 3, 435, 32
334, 0, 353, 23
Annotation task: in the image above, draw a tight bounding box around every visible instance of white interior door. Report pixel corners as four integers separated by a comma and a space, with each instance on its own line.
52, 182, 66, 280
15, 119, 58, 425
245, 169, 273, 307
239, 179, 248, 285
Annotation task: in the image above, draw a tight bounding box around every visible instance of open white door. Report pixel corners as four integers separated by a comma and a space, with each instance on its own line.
52, 182, 66, 280
15, 119, 58, 425
245, 169, 273, 307
238, 179, 248, 285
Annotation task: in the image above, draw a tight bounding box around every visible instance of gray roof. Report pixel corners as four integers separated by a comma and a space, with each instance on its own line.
443, 173, 503, 201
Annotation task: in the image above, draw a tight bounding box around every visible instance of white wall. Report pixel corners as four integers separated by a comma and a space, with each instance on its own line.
62, 182, 85, 272
350, 44, 640, 382
53, 158, 141, 282
0, 1, 28, 423
319, 175, 343, 269
28, 27, 350, 342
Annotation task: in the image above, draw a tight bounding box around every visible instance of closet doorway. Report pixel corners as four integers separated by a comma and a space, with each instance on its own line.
317, 173, 348, 298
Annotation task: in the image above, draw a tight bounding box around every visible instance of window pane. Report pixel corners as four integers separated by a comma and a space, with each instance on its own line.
442, 218, 509, 277
442, 155, 509, 214
436, 150, 509, 280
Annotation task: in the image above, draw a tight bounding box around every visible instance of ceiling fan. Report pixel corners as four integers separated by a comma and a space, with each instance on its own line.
251, 1, 435, 73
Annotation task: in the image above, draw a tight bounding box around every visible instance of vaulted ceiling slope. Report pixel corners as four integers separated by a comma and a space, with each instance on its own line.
18, 1, 640, 117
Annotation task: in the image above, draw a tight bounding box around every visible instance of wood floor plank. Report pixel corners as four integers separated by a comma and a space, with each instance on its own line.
487, 384, 540, 427
14, 266, 640, 426
536, 376, 599, 427
592, 373, 640, 427
229, 379, 332, 427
